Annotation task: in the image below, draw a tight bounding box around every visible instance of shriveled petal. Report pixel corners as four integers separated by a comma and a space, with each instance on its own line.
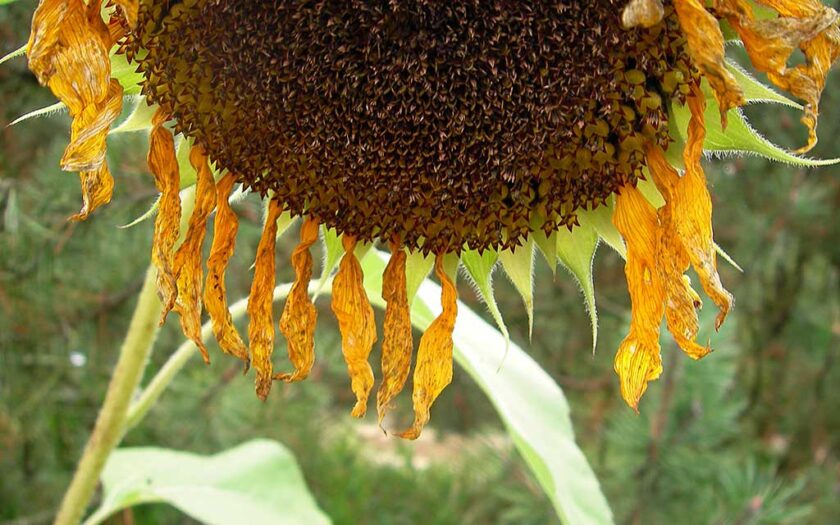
647, 145, 711, 360
61, 79, 123, 172
716, 0, 840, 152
399, 255, 457, 440
147, 111, 182, 324
376, 240, 414, 427
248, 199, 283, 401
331, 236, 377, 418
112, 0, 139, 28
204, 174, 249, 366
72, 164, 114, 222
678, 86, 733, 331
622, 0, 664, 29
172, 146, 217, 364
673, 0, 746, 117
277, 218, 320, 383
613, 184, 666, 410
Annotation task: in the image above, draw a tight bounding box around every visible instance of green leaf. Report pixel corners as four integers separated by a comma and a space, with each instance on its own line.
726, 60, 800, 109
175, 137, 198, 189
499, 239, 535, 339
460, 249, 510, 351
110, 96, 157, 134
579, 198, 625, 259
670, 86, 839, 167
110, 51, 145, 95
0, 44, 25, 65
362, 251, 614, 525
84, 440, 330, 525
405, 250, 435, 304
556, 223, 599, 351
316, 226, 343, 297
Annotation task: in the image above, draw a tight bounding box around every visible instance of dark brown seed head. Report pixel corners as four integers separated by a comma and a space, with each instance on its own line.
127, 0, 694, 253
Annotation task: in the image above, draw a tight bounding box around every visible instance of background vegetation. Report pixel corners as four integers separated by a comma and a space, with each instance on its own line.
1, 2, 839, 523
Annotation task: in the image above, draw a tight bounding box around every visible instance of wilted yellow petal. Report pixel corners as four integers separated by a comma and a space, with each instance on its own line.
248, 199, 283, 401
622, 0, 664, 28
277, 218, 320, 383
678, 86, 733, 331
376, 240, 414, 427
399, 255, 457, 440
613, 184, 666, 410
147, 111, 182, 324
716, 0, 840, 152
673, 0, 745, 118
331, 236, 376, 418
171, 146, 216, 364
647, 145, 710, 360
204, 174, 249, 367
72, 164, 114, 222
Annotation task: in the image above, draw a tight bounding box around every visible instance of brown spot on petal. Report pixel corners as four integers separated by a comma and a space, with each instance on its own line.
248, 199, 283, 401
376, 239, 414, 428
613, 183, 666, 410
331, 236, 377, 418
147, 110, 182, 325
204, 174, 249, 367
172, 146, 217, 364
400, 255, 457, 440
277, 218, 320, 383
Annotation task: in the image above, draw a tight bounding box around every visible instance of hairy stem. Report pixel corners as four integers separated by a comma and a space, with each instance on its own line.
54, 265, 162, 525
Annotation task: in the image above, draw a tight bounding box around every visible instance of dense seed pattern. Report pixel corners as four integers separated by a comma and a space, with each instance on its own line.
126, 0, 695, 253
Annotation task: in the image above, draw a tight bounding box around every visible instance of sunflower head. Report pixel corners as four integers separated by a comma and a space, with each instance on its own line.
21, 0, 840, 437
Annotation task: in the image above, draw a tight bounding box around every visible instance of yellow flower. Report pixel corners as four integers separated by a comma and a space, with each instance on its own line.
23, 0, 840, 436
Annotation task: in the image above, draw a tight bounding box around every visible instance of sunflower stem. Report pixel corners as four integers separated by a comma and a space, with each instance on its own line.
55, 188, 197, 525
54, 265, 162, 525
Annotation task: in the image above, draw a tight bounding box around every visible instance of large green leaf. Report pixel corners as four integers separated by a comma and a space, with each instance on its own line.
362, 251, 613, 525
84, 440, 330, 525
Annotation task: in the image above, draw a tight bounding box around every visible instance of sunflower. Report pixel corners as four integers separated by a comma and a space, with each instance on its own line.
22, 0, 840, 438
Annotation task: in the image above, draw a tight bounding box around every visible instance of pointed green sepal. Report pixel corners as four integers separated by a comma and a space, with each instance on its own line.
556, 223, 599, 352
499, 239, 535, 340
461, 248, 510, 351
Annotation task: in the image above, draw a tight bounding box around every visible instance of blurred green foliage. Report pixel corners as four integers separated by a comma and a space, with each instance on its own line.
1, 1, 839, 523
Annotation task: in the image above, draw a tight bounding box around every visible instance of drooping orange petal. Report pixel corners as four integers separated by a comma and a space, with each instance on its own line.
276, 218, 320, 383
647, 145, 711, 360
613, 184, 666, 410
376, 239, 414, 428
678, 85, 733, 331
247, 199, 283, 401
204, 173, 249, 367
72, 164, 114, 222
716, 0, 840, 152
331, 236, 377, 418
171, 146, 217, 364
399, 255, 457, 440
673, 0, 746, 119
26, 0, 123, 217
147, 111, 182, 324
622, 0, 664, 28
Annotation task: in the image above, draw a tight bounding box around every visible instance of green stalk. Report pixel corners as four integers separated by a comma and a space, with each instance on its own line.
54, 188, 196, 525
53, 265, 161, 525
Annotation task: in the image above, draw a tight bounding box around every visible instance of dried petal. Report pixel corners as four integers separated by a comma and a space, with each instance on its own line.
673, 0, 746, 117
716, 0, 840, 152
376, 239, 414, 427
147, 111, 182, 324
61, 79, 123, 172
613, 184, 666, 410
331, 236, 376, 418
647, 145, 710, 360
113, 0, 139, 28
622, 0, 664, 28
679, 86, 733, 330
276, 218, 320, 382
204, 173, 249, 366
72, 164, 114, 222
399, 255, 457, 440
247, 199, 283, 401
171, 146, 217, 364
